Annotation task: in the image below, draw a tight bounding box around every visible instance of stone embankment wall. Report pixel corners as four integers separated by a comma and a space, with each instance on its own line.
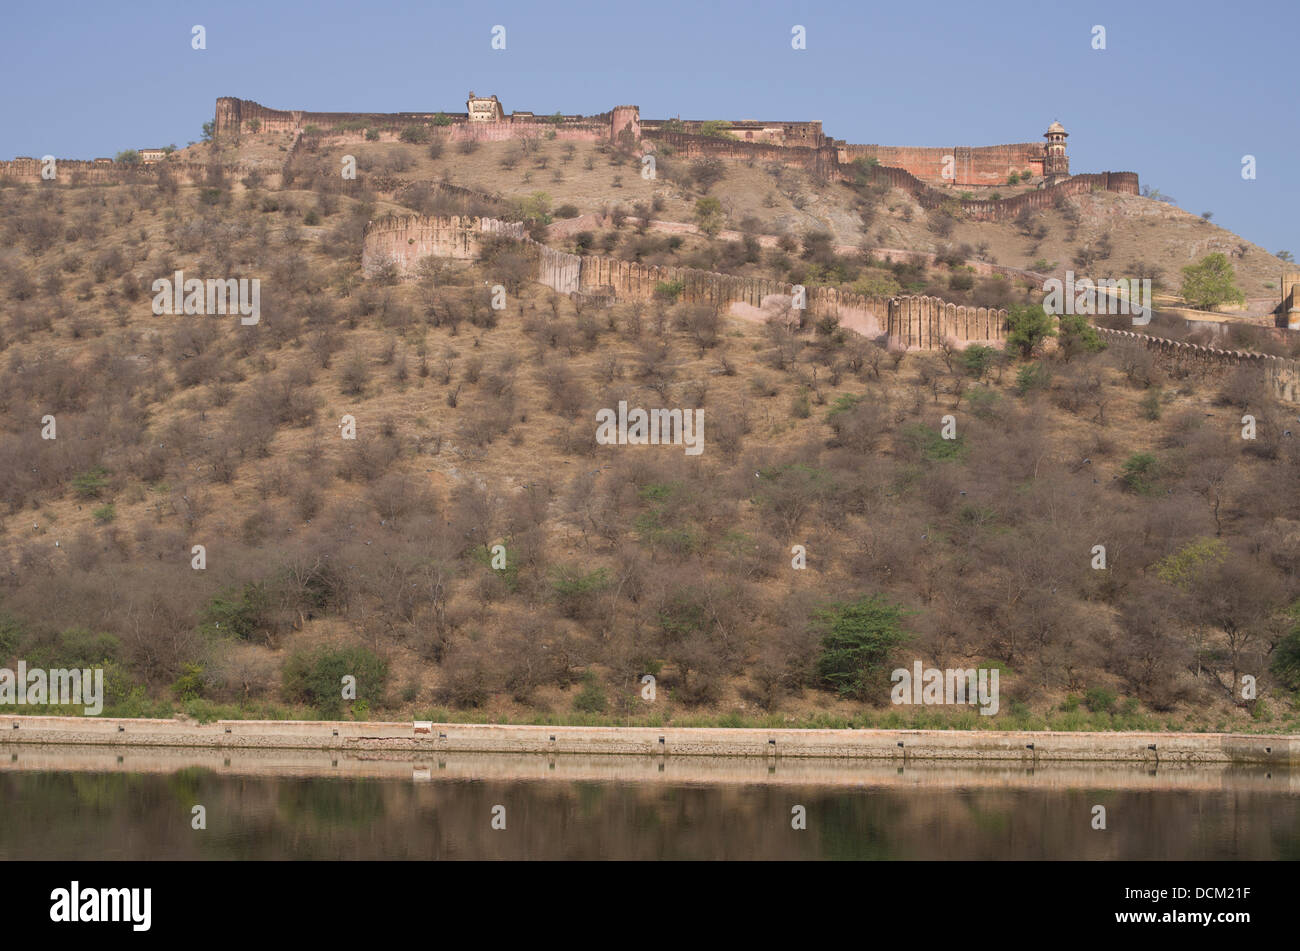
1, 715, 1294, 764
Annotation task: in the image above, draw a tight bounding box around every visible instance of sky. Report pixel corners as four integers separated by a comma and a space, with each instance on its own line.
1, 0, 1296, 256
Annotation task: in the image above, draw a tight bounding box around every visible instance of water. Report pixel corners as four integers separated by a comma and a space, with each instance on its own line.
2, 746, 1297, 860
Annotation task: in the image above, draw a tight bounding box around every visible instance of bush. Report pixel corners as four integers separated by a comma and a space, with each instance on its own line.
554, 204, 580, 219
1120, 452, 1162, 496
1084, 686, 1117, 714
1139, 387, 1162, 420
91, 503, 116, 524
1014, 362, 1051, 395
960, 345, 996, 379
551, 567, 610, 619
1270, 604, 1300, 690
200, 583, 271, 640
73, 465, 111, 499
573, 671, 608, 713
171, 662, 206, 701
814, 595, 911, 701
654, 279, 685, 302
282, 645, 388, 718
399, 126, 430, 144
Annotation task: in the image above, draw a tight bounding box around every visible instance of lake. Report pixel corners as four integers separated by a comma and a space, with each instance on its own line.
2, 745, 1297, 860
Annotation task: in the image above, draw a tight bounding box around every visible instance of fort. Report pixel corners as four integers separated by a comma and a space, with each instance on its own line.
207, 94, 1134, 204
1, 95, 1138, 224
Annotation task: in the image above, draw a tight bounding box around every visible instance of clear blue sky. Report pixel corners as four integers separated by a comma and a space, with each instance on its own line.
2, 0, 1295, 255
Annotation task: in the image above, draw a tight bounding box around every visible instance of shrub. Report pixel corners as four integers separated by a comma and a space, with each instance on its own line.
551, 567, 611, 619
654, 279, 684, 302
171, 663, 206, 701
399, 126, 430, 144
73, 465, 111, 499
573, 671, 608, 713
1056, 313, 1105, 361
200, 583, 271, 640
814, 595, 911, 701
1270, 604, 1300, 690
282, 645, 388, 718
1084, 686, 1117, 714
960, 345, 996, 379
1119, 452, 1162, 496
1139, 387, 1162, 420
91, 503, 116, 524
1014, 362, 1051, 395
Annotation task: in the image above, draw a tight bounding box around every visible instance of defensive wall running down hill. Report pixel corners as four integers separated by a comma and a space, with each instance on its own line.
361, 213, 1300, 403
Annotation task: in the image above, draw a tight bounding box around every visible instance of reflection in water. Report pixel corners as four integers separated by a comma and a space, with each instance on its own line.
1, 755, 1298, 860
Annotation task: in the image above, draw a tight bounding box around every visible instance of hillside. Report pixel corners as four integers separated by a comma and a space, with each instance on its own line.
1, 128, 1298, 733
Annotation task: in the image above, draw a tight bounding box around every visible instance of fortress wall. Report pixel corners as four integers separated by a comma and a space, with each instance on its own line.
216, 98, 628, 143
841, 143, 1045, 186
361, 214, 525, 276
1095, 327, 1300, 403
366, 212, 1004, 349
446, 120, 609, 144
646, 131, 839, 180
641, 119, 824, 147
853, 164, 1140, 221
0, 158, 246, 186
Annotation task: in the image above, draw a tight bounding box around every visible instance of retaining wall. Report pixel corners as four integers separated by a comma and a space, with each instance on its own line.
1, 716, 1293, 764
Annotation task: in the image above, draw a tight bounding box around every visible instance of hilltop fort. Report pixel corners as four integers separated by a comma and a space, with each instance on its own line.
208, 93, 1137, 221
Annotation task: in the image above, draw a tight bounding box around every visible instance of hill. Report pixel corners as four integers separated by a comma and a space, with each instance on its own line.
0, 124, 1298, 733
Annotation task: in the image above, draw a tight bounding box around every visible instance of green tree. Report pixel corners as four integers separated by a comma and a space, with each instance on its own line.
114, 150, 141, 165
1005, 302, 1056, 358
201, 120, 215, 142
694, 196, 724, 236
1056, 313, 1105, 362
814, 595, 911, 701
1270, 602, 1300, 690
517, 191, 553, 224
698, 120, 734, 139
1180, 253, 1245, 311
282, 646, 388, 718
1120, 452, 1162, 496
960, 344, 996, 379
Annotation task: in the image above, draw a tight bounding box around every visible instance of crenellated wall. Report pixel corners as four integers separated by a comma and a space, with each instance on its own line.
852, 163, 1140, 221
364, 212, 1006, 349
214, 97, 634, 144
0, 157, 244, 186
1096, 328, 1300, 403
